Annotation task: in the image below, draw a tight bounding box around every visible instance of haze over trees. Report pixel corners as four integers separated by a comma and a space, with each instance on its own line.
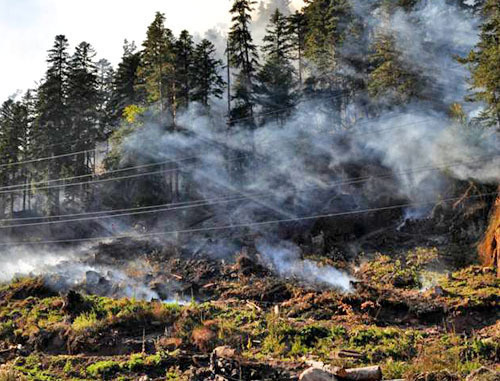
0, 0, 497, 229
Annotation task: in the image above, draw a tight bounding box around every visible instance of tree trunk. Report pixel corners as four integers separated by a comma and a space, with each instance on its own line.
478, 186, 500, 277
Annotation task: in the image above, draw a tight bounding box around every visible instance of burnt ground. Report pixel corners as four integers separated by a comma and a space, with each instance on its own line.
0, 196, 499, 380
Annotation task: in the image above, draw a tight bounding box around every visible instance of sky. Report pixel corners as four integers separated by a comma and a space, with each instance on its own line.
0, 0, 305, 102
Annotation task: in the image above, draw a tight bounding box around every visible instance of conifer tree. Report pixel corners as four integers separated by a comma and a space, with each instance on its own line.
191, 39, 225, 107
67, 42, 99, 181
36, 35, 71, 214
37, 35, 70, 154
174, 30, 195, 110
367, 3, 425, 107
0, 99, 27, 216
288, 10, 307, 86
256, 9, 296, 124
110, 40, 142, 122
303, 0, 351, 90
228, 0, 259, 125
96, 58, 115, 137
460, 0, 500, 129
137, 12, 176, 121
367, 32, 421, 105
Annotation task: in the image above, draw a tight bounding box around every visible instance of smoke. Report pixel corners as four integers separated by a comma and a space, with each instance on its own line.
0, 246, 74, 283
256, 238, 354, 291
0, 242, 187, 302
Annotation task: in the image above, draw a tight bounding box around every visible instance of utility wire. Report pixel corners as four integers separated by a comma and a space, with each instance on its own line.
0, 117, 445, 194
0, 83, 458, 169
0, 155, 496, 228
0, 147, 97, 169
0, 192, 494, 247
0, 156, 200, 191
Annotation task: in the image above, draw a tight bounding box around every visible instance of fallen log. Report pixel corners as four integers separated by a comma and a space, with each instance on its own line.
299, 365, 382, 381
343, 366, 382, 381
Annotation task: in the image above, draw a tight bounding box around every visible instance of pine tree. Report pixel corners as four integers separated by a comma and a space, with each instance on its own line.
174, 30, 195, 110
288, 11, 307, 86
191, 39, 225, 107
228, 0, 259, 125
460, 0, 500, 129
37, 35, 70, 154
96, 58, 115, 137
256, 9, 296, 124
367, 32, 421, 105
367, 3, 425, 107
67, 41, 99, 186
137, 12, 176, 121
0, 99, 27, 216
110, 40, 142, 122
36, 35, 71, 215
303, 0, 351, 90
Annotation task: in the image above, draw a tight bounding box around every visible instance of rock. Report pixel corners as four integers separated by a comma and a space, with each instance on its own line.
299, 367, 339, 381
466, 367, 499, 381
213, 346, 236, 359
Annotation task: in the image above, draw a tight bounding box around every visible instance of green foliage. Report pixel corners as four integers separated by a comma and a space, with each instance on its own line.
460, 0, 500, 128
72, 311, 98, 332
174, 30, 195, 110
228, 0, 259, 125
368, 32, 422, 104
136, 12, 176, 114
256, 9, 297, 124
191, 39, 225, 106
303, 0, 351, 88
86, 360, 121, 378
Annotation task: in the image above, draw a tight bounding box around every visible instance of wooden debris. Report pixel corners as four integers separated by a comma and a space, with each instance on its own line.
343, 366, 382, 381
171, 273, 183, 281
337, 349, 365, 359
299, 365, 382, 381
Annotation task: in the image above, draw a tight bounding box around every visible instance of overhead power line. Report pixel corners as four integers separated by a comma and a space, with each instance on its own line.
0, 147, 97, 169
0, 116, 463, 194
0, 82, 460, 170
0, 192, 495, 247
0, 155, 496, 228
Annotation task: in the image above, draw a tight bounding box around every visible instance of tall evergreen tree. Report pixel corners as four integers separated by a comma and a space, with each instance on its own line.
367, 3, 425, 107
110, 40, 142, 122
367, 32, 421, 105
37, 35, 70, 154
228, 0, 259, 125
137, 12, 176, 121
288, 11, 307, 86
191, 39, 225, 107
302, 0, 351, 90
67, 42, 99, 161
174, 30, 195, 110
36, 35, 71, 214
256, 9, 296, 124
96, 58, 115, 137
460, 0, 500, 129
0, 99, 28, 216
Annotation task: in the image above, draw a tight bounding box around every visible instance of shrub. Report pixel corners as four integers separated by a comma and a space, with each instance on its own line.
72, 311, 98, 332
86, 361, 121, 378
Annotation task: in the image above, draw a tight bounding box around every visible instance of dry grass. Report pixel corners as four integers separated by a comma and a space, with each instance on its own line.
0, 368, 27, 381
192, 326, 217, 352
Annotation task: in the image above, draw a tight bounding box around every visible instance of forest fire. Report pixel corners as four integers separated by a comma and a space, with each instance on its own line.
0, 0, 499, 379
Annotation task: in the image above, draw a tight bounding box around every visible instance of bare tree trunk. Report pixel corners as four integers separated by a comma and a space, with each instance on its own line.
478, 186, 500, 277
